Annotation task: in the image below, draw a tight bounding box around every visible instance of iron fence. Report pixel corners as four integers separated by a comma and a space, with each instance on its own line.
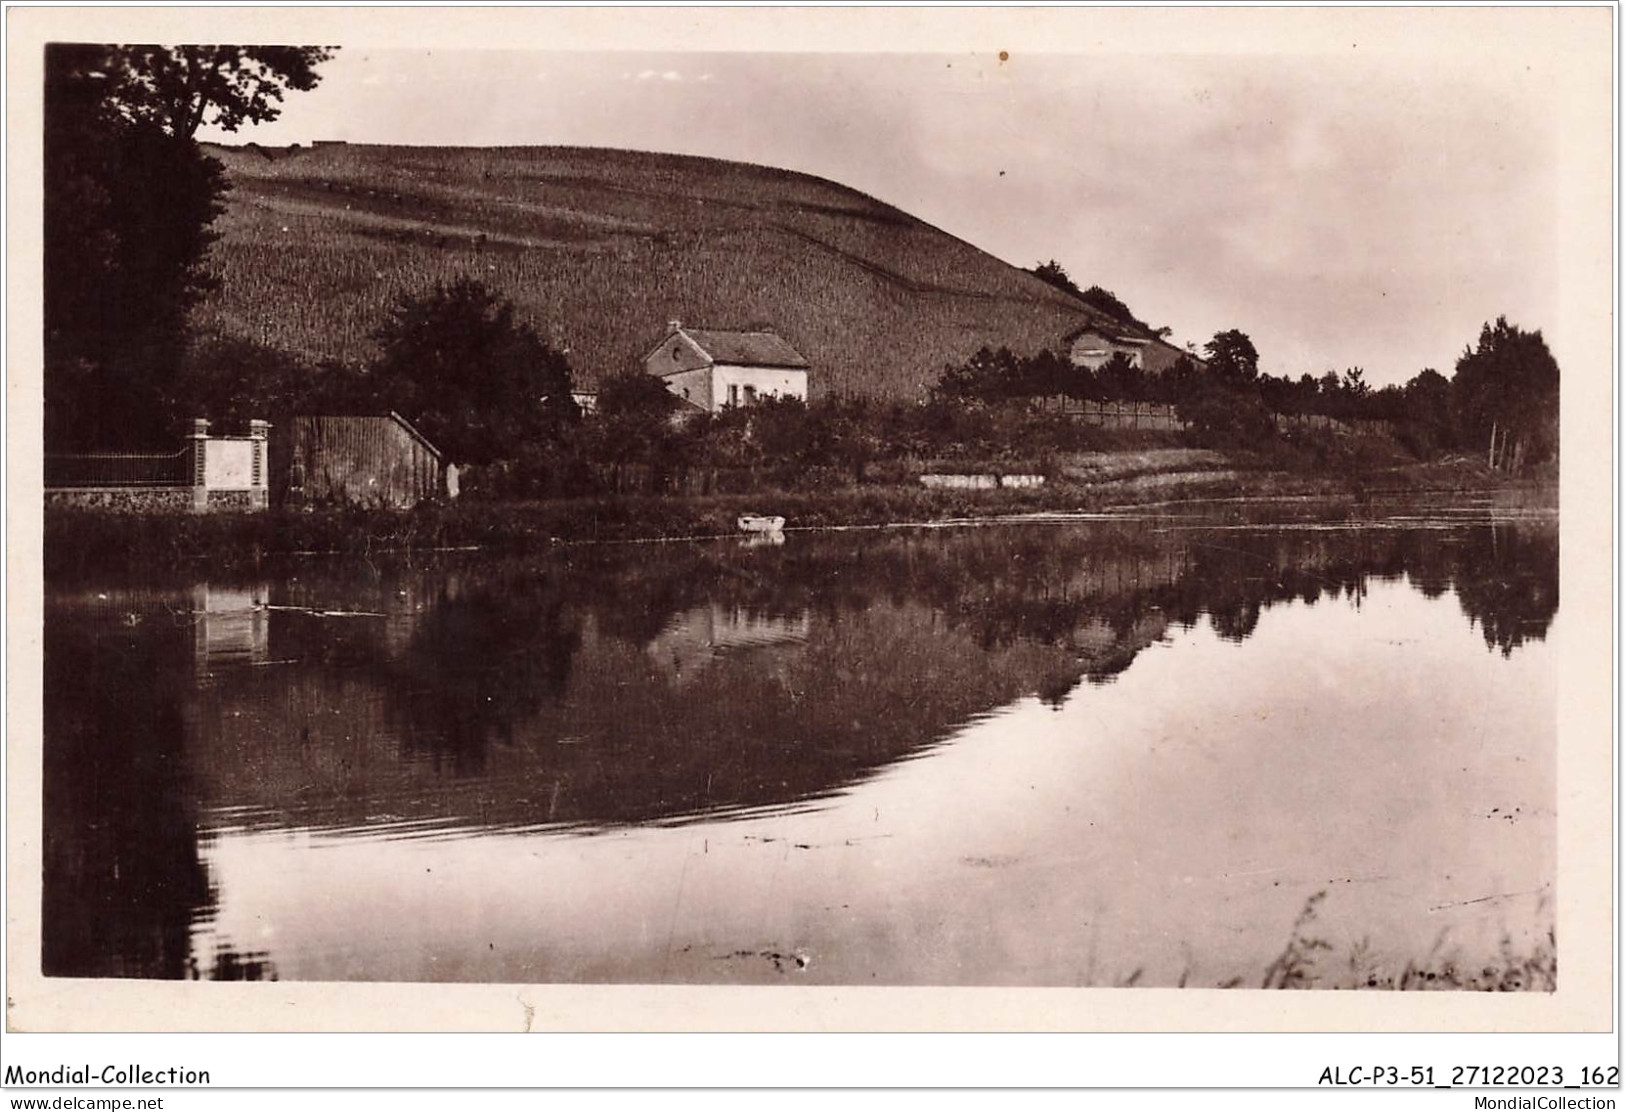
44, 447, 194, 488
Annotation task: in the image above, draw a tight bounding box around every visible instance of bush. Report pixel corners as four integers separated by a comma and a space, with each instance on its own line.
1177, 380, 1276, 449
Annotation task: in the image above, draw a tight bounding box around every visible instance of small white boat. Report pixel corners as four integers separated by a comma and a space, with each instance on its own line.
737, 514, 785, 534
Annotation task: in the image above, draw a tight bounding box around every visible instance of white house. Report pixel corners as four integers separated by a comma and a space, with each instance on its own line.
644, 320, 810, 412
1064, 324, 1152, 371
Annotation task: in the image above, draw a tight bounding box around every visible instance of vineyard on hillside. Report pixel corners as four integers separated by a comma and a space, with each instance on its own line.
194, 143, 1169, 398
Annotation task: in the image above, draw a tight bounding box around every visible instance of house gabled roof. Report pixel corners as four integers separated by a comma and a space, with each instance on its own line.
1063, 321, 1151, 347
667, 326, 810, 369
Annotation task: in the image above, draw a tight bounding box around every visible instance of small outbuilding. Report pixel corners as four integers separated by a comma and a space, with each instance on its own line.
644, 320, 810, 412
287, 412, 456, 509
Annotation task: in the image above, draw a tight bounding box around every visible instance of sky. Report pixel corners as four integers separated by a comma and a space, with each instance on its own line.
181, 8, 1607, 389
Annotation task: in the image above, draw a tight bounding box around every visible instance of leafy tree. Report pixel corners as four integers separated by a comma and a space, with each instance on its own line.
1261, 370, 1300, 414
366, 278, 578, 465
1148, 354, 1202, 405
1367, 383, 1406, 422
1402, 367, 1453, 448
1030, 260, 1158, 333
1176, 377, 1275, 448
936, 346, 1022, 402
1203, 330, 1261, 384
45, 46, 222, 445
1451, 316, 1560, 468
44, 117, 227, 445
111, 46, 335, 138
1317, 370, 1343, 409
43, 43, 335, 448
819, 396, 886, 482
1078, 286, 1143, 328
1096, 352, 1148, 401
1015, 349, 1073, 398
175, 335, 319, 429
595, 369, 680, 419
1029, 259, 1084, 299
937, 347, 1093, 403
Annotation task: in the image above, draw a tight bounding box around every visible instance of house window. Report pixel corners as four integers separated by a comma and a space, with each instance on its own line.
728, 384, 739, 407
743, 385, 757, 405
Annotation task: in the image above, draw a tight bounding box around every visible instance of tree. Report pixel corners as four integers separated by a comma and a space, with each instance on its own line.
1452, 316, 1560, 469
936, 346, 1022, 403
1149, 354, 1202, 404
1096, 352, 1147, 401
111, 46, 335, 138
1176, 376, 1275, 448
1203, 330, 1261, 384
595, 369, 680, 419
1021, 349, 1075, 399
1029, 259, 1084, 300
45, 107, 228, 444
1078, 286, 1144, 328
43, 43, 335, 448
1401, 367, 1453, 449
366, 278, 579, 465
1029, 261, 1161, 334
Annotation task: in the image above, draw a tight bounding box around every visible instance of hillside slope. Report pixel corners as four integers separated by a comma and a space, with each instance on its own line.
196, 143, 1184, 398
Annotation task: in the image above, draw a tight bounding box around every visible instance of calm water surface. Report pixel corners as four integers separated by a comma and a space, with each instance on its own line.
43, 509, 1558, 986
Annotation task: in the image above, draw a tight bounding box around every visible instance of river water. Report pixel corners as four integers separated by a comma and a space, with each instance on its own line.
42, 505, 1558, 987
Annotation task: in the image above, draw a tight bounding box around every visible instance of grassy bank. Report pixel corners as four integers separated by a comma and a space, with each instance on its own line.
43, 451, 1552, 577
1242, 891, 1556, 993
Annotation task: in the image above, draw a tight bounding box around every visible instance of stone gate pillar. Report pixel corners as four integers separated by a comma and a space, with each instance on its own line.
189, 418, 210, 512
249, 419, 271, 510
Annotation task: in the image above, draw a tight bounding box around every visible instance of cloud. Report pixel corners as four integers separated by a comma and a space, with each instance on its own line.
634, 69, 683, 82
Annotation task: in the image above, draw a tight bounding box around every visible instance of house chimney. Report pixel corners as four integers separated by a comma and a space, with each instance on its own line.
668, 318, 683, 334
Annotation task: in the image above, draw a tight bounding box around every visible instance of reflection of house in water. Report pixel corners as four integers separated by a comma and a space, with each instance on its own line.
646, 604, 811, 684
191, 584, 270, 675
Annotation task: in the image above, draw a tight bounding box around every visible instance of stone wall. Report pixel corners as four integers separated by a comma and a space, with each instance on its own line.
204, 489, 266, 512
45, 488, 196, 513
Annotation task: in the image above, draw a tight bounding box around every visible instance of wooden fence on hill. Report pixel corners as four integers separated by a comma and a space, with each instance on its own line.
1023, 398, 1396, 439
1276, 413, 1397, 438
1026, 398, 1186, 431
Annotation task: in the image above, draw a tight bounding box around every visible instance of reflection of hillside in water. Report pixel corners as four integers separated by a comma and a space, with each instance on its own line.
42, 517, 1557, 978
